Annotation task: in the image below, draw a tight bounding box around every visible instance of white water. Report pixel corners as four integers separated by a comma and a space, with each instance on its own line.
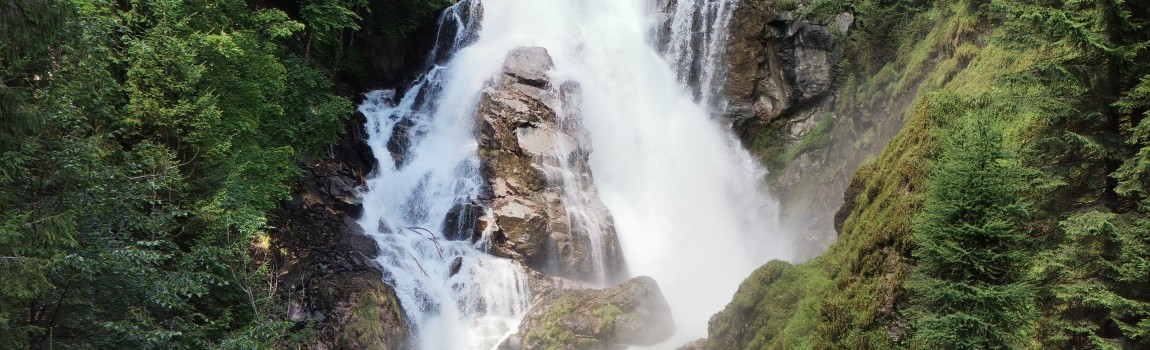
358, 3, 530, 349
357, 0, 789, 348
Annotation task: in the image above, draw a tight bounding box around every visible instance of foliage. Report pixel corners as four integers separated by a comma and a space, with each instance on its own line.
1035, 211, 1150, 348
0, 0, 383, 347
364, 0, 455, 44
905, 116, 1034, 349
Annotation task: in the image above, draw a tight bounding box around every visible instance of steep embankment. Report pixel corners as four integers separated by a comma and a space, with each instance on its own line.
707, 0, 995, 347
708, 0, 1150, 348
261, 1, 455, 348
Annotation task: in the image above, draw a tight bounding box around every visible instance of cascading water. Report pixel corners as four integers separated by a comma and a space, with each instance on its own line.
356, 0, 789, 348
664, 0, 739, 109
357, 3, 530, 349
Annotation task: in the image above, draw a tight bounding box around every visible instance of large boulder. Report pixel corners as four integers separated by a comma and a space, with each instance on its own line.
502, 46, 555, 88
507, 276, 675, 350
473, 46, 628, 284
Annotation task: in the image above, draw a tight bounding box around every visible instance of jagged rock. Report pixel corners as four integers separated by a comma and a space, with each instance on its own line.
386, 118, 417, 168
268, 161, 408, 349
651, 0, 679, 52
473, 47, 628, 284
330, 273, 408, 350
508, 276, 675, 350
833, 12, 855, 34
723, 2, 859, 259
724, 0, 844, 140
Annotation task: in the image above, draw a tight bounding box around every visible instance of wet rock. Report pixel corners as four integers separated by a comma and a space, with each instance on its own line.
652, 0, 679, 53
377, 218, 392, 234
492, 199, 551, 267
268, 161, 408, 349
503, 46, 555, 88
473, 47, 628, 284
386, 118, 417, 168
448, 256, 464, 278
511, 276, 675, 350
443, 202, 485, 241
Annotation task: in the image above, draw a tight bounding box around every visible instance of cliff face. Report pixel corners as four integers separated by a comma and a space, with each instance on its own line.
263, 1, 443, 344
723, 1, 846, 136
720, 0, 857, 259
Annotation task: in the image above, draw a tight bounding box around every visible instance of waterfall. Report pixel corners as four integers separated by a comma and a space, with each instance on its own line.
357, 2, 530, 349
664, 0, 739, 109
356, 0, 789, 348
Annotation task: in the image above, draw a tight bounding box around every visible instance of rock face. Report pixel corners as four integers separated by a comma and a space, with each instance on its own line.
269, 160, 408, 349
720, 1, 860, 258
506, 276, 675, 350
473, 46, 628, 284
723, 1, 845, 138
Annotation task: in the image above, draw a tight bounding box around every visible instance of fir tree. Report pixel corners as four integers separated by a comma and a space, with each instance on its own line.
906, 118, 1035, 349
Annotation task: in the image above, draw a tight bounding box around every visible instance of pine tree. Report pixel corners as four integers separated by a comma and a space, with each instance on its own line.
906, 118, 1035, 349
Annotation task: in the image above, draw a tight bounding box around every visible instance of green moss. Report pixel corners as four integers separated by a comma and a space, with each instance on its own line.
522, 297, 601, 350
778, 114, 837, 167
593, 304, 623, 336
339, 282, 407, 350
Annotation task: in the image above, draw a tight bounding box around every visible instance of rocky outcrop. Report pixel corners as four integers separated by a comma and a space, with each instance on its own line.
269, 161, 408, 349
724, 2, 846, 137
503, 276, 675, 350
473, 46, 628, 284
721, 1, 859, 259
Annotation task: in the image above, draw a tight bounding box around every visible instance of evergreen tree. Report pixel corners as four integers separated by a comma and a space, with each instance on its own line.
906, 117, 1035, 349
991, 0, 1150, 210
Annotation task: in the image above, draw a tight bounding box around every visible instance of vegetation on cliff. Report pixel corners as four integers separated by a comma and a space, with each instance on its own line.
715, 0, 1150, 348
0, 0, 448, 348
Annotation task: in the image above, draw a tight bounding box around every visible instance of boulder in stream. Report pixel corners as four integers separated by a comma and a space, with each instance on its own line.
474, 46, 628, 284
502, 276, 675, 350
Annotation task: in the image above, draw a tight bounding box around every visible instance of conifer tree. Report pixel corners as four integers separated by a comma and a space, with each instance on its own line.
906, 118, 1034, 349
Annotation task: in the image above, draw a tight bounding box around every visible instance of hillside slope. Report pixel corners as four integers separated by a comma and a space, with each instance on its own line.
706, 0, 1150, 348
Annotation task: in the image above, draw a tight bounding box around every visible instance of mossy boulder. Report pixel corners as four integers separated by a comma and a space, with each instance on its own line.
334, 275, 408, 350
509, 276, 674, 350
